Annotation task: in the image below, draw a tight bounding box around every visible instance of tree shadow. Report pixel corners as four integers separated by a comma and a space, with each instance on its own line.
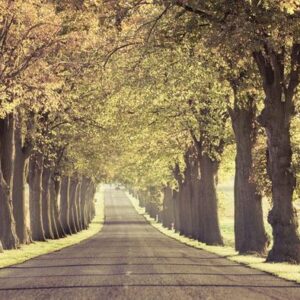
0, 283, 298, 292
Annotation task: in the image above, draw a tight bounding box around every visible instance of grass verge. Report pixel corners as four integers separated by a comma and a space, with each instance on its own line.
126, 191, 300, 284
0, 186, 105, 269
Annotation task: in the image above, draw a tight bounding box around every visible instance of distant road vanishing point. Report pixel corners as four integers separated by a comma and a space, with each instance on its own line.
0, 187, 299, 300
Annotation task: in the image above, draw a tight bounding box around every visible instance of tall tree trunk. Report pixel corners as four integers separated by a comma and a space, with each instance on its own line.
60, 176, 72, 234
50, 176, 66, 238
254, 49, 300, 263
76, 178, 83, 231
69, 177, 80, 233
48, 176, 60, 239
264, 98, 300, 262
86, 183, 96, 223
173, 189, 180, 232
178, 182, 186, 235
198, 152, 223, 246
181, 149, 194, 237
190, 152, 201, 240
162, 185, 174, 229
173, 164, 182, 233
230, 94, 269, 255
42, 166, 55, 239
0, 113, 19, 249
80, 177, 89, 230
85, 180, 95, 224
138, 190, 145, 207
13, 112, 32, 244
145, 189, 154, 217
82, 180, 90, 229
29, 153, 46, 241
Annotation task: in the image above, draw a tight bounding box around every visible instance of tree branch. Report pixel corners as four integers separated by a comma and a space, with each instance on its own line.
287, 43, 300, 99
172, 0, 217, 22
103, 42, 141, 68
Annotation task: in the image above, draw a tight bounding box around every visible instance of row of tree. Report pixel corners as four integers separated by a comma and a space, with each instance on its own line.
1, 0, 300, 266
100, 1, 300, 264
0, 1, 111, 250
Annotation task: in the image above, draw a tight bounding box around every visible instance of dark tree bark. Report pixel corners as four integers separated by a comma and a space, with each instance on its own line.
138, 190, 146, 207
49, 179, 60, 239
84, 179, 94, 228
85, 180, 93, 225
138, 191, 145, 207
254, 47, 300, 263
60, 176, 72, 234
180, 149, 194, 237
13, 111, 32, 244
41, 165, 55, 239
80, 177, 89, 230
69, 177, 80, 233
145, 187, 162, 219
188, 98, 226, 246
173, 164, 182, 233
0, 113, 19, 249
28, 153, 46, 241
88, 183, 96, 221
190, 151, 202, 240
162, 185, 174, 229
172, 188, 181, 232
76, 178, 83, 231
50, 175, 66, 238
229, 92, 269, 255
198, 152, 223, 246
84, 181, 95, 225
144, 189, 151, 216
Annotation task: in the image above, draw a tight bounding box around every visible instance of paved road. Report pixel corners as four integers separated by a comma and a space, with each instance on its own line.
0, 187, 299, 300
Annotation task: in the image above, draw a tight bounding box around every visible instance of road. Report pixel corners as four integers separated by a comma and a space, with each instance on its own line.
0, 187, 299, 300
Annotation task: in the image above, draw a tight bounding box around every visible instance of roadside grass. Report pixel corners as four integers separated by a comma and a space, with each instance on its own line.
126, 191, 300, 284
0, 186, 105, 269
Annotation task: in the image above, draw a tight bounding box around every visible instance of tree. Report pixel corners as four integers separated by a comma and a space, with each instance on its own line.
0, 0, 62, 248
165, 0, 300, 263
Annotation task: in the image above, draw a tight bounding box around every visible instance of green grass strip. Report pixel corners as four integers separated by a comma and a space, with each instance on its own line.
127, 191, 300, 284
0, 187, 105, 269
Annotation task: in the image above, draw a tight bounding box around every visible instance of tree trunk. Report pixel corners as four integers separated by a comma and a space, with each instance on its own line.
162, 186, 174, 229
140, 192, 145, 207
84, 179, 93, 228
173, 188, 181, 232
60, 176, 72, 234
173, 164, 182, 233
0, 113, 19, 249
178, 182, 186, 235
84, 179, 90, 229
80, 177, 89, 230
254, 49, 300, 263
181, 149, 194, 237
190, 152, 202, 240
76, 178, 83, 231
41, 166, 55, 239
85, 181, 93, 225
69, 177, 80, 233
88, 183, 96, 221
28, 153, 46, 241
265, 99, 300, 263
198, 152, 223, 245
13, 113, 32, 244
50, 176, 66, 238
230, 95, 269, 255
48, 175, 60, 239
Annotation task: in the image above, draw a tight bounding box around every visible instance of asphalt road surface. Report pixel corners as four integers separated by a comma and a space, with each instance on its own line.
0, 187, 299, 300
